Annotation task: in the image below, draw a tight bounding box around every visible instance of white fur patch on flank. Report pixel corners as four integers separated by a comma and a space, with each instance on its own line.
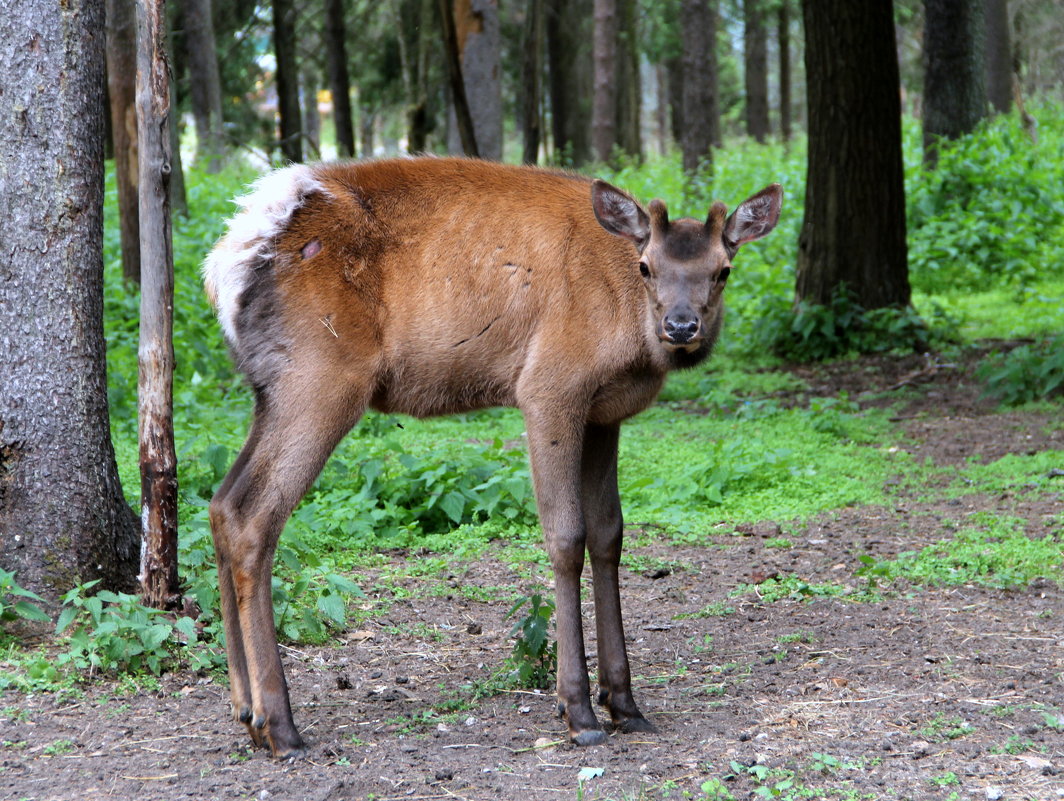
203, 164, 329, 346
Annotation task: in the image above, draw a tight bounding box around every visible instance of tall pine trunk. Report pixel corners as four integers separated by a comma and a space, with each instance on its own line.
272, 0, 302, 162
778, 0, 792, 141
0, 0, 139, 599
744, 0, 769, 143
680, 0, 720, 173
520, 0, 544, 164
591, 0, 618, 164
182, 0, 226, 170
984, 0, 1012, 114
546, 0, 592, 166
797, 0, 909, 309
615, 0, 641, 161
106, 0, 141, 283
325, 0, 355, 157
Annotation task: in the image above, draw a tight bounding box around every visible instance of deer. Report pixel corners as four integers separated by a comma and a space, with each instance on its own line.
203, 157, 782, 759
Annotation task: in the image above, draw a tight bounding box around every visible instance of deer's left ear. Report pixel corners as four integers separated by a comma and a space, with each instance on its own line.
723, 183, 783, 254
592, 179, 650, 249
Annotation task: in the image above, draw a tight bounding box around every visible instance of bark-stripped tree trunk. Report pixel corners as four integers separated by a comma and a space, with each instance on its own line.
325, 0, 355, 157
681, 0, 720, 173
445, 0, 501, 159
272, 0, 303, 163
136, 0, 179, 609
182, 0, 226, 170
797, 0, 910, 309
984, 0, 1012, 114
744, 0, 769, 143
439, 0, 479, 156
106, 0, 141, 283
520, 0, 544, 164
591, 0, 618, 164
922, 0, 987, 166
0, 0, 139, 599
778, 0, 792, 141
545, 0, 592, 166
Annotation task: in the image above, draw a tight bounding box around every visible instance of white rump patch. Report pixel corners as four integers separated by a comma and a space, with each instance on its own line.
203, 164, 329, 346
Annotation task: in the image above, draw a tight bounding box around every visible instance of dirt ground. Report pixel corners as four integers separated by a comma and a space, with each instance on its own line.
2, 352, 1062, 801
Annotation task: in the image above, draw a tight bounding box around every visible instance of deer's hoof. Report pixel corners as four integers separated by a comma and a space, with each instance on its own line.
571, 728, 608, 747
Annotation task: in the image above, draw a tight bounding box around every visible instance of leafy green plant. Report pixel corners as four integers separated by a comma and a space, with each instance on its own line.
505, 593, 556, 689
0, 569, 50, 626
979, 336, 1064, 405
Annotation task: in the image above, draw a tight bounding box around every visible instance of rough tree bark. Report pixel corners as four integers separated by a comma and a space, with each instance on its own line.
325, 0, 355, 157
439, 0, 479, 156
182, 0, 226, 170
106, 0, 141, 284
923, 0, 987, 165
446, 0, 501, 160
681, 0, 720, 173
520, 0, 544, 164
0, 0, 139, 599
136, 0, 179, 609
591, 0, 618, 164
545, 0, 592, 166
744, 0, 769, 143
272, 0, 302, 162
984, 0, 1012, 114
796, 0, 910, 309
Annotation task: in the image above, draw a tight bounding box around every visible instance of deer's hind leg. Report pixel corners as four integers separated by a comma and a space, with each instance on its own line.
209, 371, 368, 758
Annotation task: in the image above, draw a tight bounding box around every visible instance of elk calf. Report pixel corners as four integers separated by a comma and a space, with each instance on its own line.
204, 157, 782, 758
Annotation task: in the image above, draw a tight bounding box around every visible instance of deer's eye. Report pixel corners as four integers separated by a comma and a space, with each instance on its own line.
639, 262, 651, 278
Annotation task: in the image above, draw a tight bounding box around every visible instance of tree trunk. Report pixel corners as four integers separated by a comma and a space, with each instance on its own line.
439, 0, 479, 157
136, 0, 180, 610
520, 0, 544, 164
744, 0, 769, 143
984, 0, 1012, 114
615, 0, 641, 161
656, 63, 670, 155
796, 0, 910, 309
0, 0, 139, 600
302, 68, 321, 158
272, 0, 302, 163
666, 55, 684, 149
778, 0, 792, 141
681, 0, 720, 173
545, 0, 592, 166
182, 0, 226, 171
325, 0, 355, 158
445, 0, 501, 160
360, 107, 375, 157
166, 22, 188, 217
922, 0, 987, 166
591, 0, 618, 164
106, 0, 141, 284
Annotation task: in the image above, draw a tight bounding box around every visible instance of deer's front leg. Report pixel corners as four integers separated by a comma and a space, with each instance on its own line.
523, 406, 605, 746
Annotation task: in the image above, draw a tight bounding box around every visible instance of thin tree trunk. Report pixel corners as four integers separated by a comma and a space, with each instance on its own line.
778, 0, 791, 141
106, 0, 141, 284
666, 55, 684, 149
615, 0, 641, 161
922, 0, 987, 166
520, 0, 544, 164
438, 0, 479, 156
681, 0, 719, 173
136, 0, 179, 609
166, 22, 188, 216
0, 0, 139, 599
273, 0, 302, 162
360, 107, 375, 157
325, 0, 355, 157
183, 0, 226, 170
656, 63, 670, 155
984, 0, 1012, 114
591, 0, 618, 163
744, 0, 769, 143
302, 68, 321, 158
797, 0, 909, 309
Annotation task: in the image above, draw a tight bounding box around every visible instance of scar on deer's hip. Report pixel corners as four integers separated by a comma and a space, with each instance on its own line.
302, 239, 322, 260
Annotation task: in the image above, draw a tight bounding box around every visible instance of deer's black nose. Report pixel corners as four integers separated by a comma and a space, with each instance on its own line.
662, 314, 700, 344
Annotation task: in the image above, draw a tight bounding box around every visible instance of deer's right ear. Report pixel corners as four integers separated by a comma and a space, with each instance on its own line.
592, 180, 650, 249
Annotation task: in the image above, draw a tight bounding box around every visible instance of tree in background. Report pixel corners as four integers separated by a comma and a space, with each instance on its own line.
520, 0, 544, 163
106, 0, 141, 284
447, 0, 502, 160
615, 0, 642, 161
778, 0, 792, 141
797, 0, 909, 309
325, 0, 355, 157
743, 0, 769, 143
984, 0, 1012, 114
923, 0, 987, 166
680, 0, 720, 173
546, 0, 592, 166
272, 0, 302, 162
0, 0, 139, 598
182, 0, 226, 170
592, 0, 619, 163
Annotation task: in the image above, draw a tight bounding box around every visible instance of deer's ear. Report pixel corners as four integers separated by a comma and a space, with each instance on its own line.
592, 180, 650, 249
723, 183, 783, 253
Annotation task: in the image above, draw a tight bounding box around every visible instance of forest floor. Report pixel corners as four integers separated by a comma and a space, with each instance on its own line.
1, 350, 1062, 801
